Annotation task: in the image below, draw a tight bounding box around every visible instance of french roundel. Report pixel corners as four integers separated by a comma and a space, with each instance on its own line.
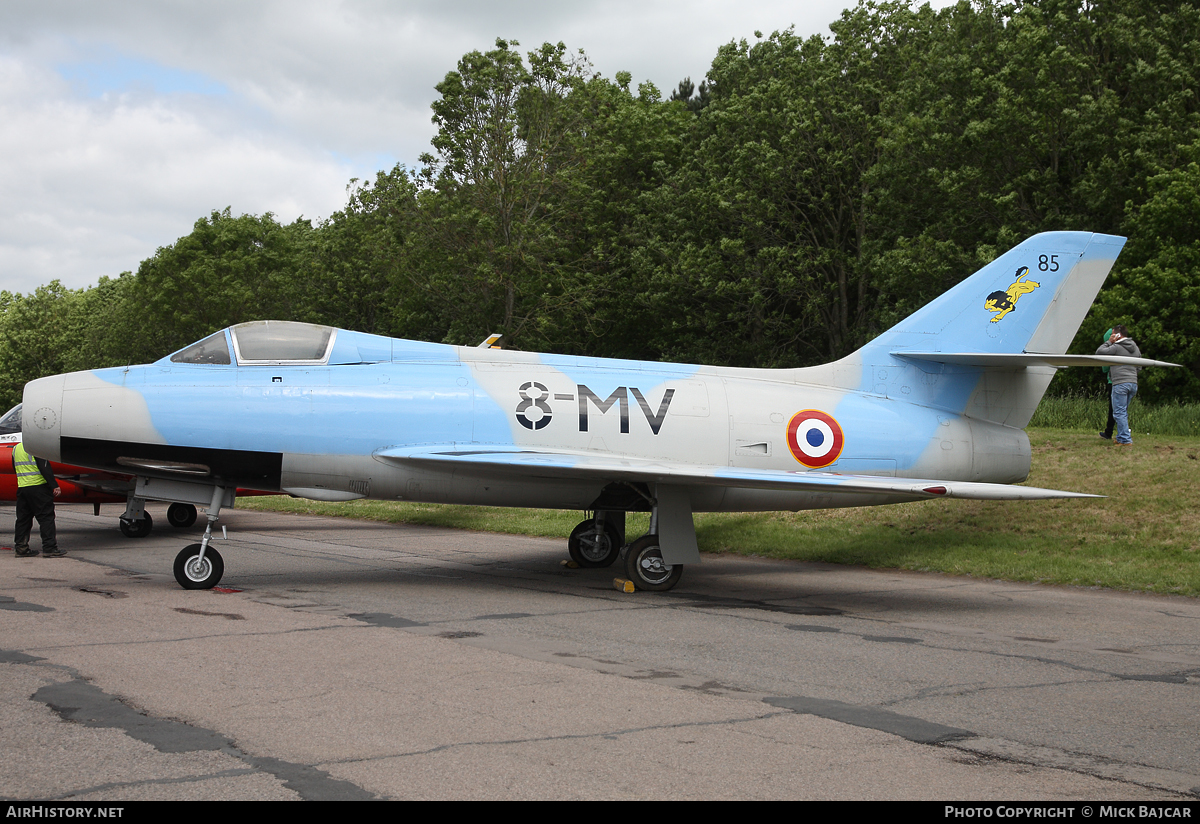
786, 410, 844, 468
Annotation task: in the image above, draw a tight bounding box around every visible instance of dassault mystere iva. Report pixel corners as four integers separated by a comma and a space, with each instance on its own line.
20, 232, 1175, 591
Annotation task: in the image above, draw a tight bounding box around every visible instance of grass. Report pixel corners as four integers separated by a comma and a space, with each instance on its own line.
690, 430, 1200, 596
240, 426, 1200, 597
1031, 396, 1200, 437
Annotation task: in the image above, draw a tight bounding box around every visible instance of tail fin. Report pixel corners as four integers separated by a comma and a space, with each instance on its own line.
850, 232, 1126, 427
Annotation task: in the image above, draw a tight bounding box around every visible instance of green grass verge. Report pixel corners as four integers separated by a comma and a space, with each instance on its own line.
1031, 396, 1200, 436
240, 428, 1200, 596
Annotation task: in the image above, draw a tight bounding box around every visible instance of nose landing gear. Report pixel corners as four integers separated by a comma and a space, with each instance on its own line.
171, 485, 227, 590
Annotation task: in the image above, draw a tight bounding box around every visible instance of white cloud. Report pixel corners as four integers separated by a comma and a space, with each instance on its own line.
0, 1, 951, 293
0, 52, 353, 293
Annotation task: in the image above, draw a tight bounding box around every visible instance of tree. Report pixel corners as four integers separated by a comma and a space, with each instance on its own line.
301, 165, 423, 337
669, 76, 711, 112
1082, 156, 1200, 401
128, 208, 312, 360
633, 9, 927, 367
418, 39, 591, 345
0, 282, 82, 409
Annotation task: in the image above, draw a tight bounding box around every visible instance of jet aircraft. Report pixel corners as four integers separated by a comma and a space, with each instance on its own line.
19, 232, 1175, 591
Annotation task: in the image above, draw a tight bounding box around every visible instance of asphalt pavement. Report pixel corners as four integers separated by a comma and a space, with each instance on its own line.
2, 502, 1197, 800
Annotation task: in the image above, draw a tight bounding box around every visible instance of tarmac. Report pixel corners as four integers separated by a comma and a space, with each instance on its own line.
2, 503, 1197, 801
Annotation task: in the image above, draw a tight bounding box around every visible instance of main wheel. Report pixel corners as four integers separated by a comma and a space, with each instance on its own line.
119, 512, 153, 538
623, 535, 683, 591
173, 544, 224, 590
167, 503, 198, 528
568, 518, 623, 568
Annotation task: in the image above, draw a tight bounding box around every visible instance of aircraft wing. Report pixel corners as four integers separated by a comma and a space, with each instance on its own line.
375, 445, 1100, 502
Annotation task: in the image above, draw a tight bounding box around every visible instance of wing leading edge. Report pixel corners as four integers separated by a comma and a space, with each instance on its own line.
374, 445, 1100, 502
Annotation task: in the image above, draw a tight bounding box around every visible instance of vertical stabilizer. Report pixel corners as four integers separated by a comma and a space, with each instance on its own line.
871, 232, 1125, 357
847, 232, 1126, 427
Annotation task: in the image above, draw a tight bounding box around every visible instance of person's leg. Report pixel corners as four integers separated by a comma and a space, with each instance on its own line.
27, 485, 61, 555
14, 489, 36, 556
1102, 392, 1115, 439
1112, 383, 1135, 444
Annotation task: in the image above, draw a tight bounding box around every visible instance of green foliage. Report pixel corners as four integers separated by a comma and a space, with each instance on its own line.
417, 38, 593, 348
0, 282, 82, 408
128, 208, 313, 362
637, 26, 876, 366
301, 165, 422, 336
1083, 155, 1200, 401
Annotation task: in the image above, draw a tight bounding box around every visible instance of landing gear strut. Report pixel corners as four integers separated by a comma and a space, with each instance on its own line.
119, 495, 153, 538
172, 485, 226, 590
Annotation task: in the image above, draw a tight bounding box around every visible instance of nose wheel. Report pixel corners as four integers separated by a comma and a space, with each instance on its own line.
172, 484, 229, 591
174, 544, 224, 589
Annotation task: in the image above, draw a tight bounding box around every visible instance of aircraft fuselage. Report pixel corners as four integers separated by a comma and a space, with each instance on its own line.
24, 340, 1029, 515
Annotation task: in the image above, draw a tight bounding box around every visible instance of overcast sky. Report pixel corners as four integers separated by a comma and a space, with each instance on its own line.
0, 1, 949, 295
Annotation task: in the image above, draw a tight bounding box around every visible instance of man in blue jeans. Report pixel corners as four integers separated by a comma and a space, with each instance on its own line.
1096, 325, 1141, 446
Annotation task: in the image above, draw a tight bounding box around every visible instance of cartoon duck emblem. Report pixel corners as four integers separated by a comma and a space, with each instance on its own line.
984, 266, 1040, 322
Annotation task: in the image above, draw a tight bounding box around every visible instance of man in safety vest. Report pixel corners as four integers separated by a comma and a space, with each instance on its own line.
12, 441, 63, 557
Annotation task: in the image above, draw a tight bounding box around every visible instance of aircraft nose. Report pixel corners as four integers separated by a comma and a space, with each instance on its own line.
22, 373, 64, 461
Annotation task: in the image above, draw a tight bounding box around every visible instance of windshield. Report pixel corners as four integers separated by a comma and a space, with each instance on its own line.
231, 321, 334, 363
169, 331, 232, 365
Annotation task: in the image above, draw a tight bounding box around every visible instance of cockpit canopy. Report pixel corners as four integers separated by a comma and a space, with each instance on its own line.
0, 403, 21, 436
169, 322, 336, 366
169, 331, 231, 365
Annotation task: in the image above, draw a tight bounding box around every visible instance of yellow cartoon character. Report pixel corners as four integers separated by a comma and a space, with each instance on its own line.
984, 266, 1040, 322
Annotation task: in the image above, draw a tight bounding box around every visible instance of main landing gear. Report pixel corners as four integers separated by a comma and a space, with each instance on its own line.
119, 512, 153, 538
567, 492, 695, 592
167, 502, 198, 528
623, 534, 683, 592
172, 485, 227, 590
568, 514, 622, 568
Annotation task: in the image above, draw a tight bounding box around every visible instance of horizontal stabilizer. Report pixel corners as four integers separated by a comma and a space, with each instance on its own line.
891, 352, 1179, 369
375, 445, 1100, 503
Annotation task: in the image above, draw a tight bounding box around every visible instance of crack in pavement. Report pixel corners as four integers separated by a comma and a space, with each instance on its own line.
325, 710, 794, 764
34, 768, 260, 801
